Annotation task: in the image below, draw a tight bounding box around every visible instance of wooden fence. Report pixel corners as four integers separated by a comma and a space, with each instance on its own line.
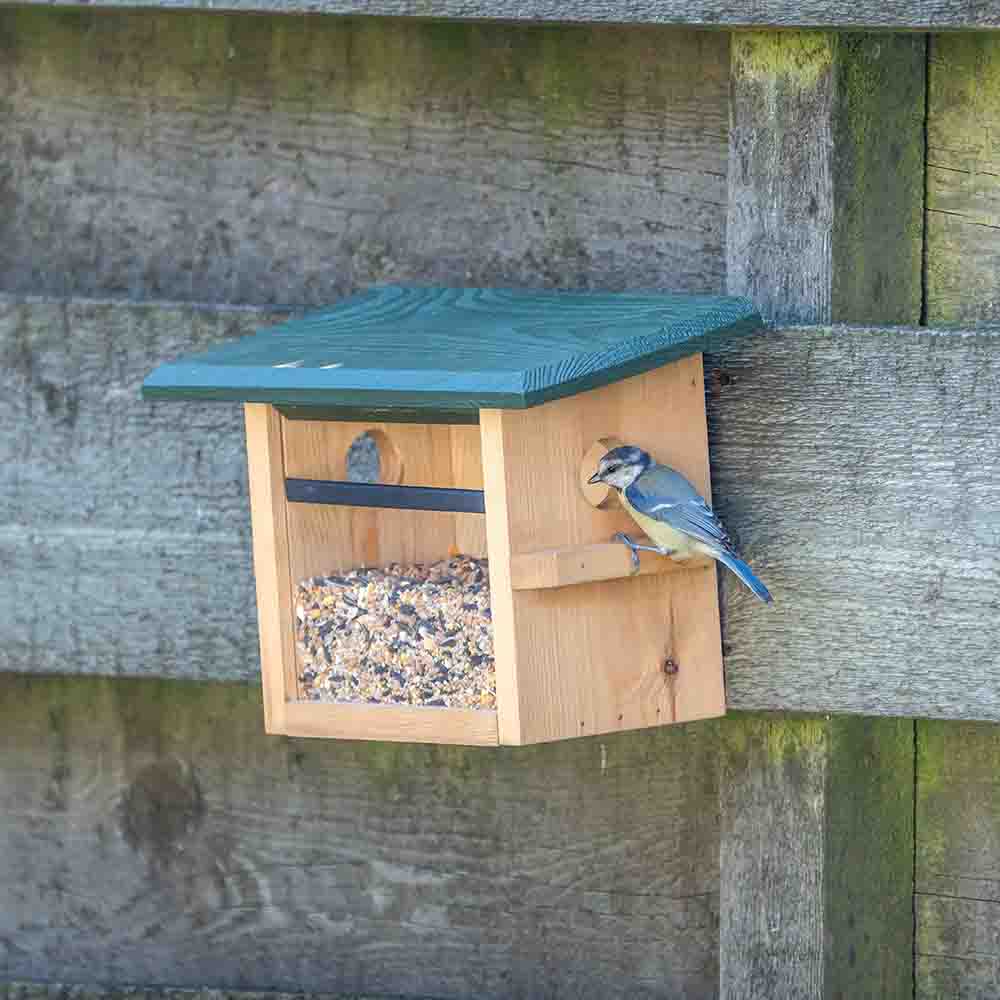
2, 10, 999, 998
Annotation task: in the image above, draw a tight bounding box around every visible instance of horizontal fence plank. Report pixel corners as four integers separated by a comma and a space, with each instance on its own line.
0, 673, 720, 995
0, 525, 259, 682
1, 986, 386, 1000
2, 986, 383, 1000
0, 297, 282, 682
0, 0, 996, 29
0, 11, 727, 308
708, 325, 1000, 721
3, 299, 1000, 722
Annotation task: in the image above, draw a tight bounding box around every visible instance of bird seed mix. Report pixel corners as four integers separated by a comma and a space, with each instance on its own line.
295, 555, 495, 710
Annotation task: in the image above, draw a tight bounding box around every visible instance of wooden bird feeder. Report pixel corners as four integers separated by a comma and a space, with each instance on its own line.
143, 286, 760, 745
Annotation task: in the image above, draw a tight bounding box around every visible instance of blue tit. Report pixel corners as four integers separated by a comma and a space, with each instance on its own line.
587, 445, 773, 604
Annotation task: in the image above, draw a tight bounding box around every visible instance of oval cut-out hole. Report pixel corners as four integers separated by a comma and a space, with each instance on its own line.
579, 436, 625, 510
345, 429, 403, 484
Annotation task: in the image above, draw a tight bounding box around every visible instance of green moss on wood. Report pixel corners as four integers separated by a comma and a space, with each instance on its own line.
831, 34, 925, 325
822, 715, 914, 998
722, 713, 914, 998
731, 30, 834, 87
729, 30, 924, 325
722, 711, 826, 764
916, 720, 1000, 897
914, 720, 951, 883
0, 11, 692, 130
925, 34, 1000, 325
926, 33, 1000, 194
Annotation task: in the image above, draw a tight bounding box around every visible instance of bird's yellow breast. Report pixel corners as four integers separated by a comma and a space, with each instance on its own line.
619, 491, 699, 559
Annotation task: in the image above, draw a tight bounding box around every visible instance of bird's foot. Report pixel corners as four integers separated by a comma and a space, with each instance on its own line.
613, 532, 642, 574
613, 532, 674, 575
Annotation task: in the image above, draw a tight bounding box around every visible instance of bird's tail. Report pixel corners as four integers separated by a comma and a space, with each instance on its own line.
714, 550, 773, 604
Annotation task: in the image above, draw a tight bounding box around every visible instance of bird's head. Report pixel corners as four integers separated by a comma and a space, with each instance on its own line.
587, 445, 651, 491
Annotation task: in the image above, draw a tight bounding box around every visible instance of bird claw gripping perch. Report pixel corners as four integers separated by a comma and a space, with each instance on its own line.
613, 532, 672, 574
613, 532, 643, 574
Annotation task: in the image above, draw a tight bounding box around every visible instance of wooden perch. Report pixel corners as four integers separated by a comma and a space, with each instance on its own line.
509, 538, 713, 591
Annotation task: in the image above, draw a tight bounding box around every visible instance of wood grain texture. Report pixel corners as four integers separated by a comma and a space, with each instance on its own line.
722, 34, 926, 1000
926, 34, 1000, 326
1, 0, 998, 28
720, 715, 914, 999
244, 405, 295, 732
0, 296, 285, 683
0, 10, 728, 308
281, 701, 499, 744
0, 673, 721, 997
478, 410, 522, 747
282, 417, 475, 584
451, 425, 487, 556
509, 539, 713, 590
727, 32, 925, 325
3, 984, 383, 1000
915, 721, 1000, 999
709, 325, 1000, 721
144, 286, 760, 411
482, 357, 725, 746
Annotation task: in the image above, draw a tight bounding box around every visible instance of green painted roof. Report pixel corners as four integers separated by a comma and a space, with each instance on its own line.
143, 286, 760, 417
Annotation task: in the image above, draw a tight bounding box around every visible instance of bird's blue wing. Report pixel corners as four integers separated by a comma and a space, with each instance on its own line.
626, 467, 735, 554
627, 465, 772, 603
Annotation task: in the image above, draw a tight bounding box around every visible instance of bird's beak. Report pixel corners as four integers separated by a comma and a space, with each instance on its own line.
587, 472, 601, 485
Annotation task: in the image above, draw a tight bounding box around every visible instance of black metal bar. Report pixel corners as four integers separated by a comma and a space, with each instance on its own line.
285, 478, 486, 514
278, 404, 479, 425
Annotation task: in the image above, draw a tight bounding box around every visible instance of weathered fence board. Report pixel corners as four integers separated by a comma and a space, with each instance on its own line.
727, 32, 925, 326
710, 325, 1000, 721
4, 299, 999, 726
926, 34, 1000, 326
720, 33, 926, 1000
916, 721, 1000, 1000
1, 0, 997, 29
0, 298, 281, 681
0, 10, 728, 308
0, 673, 721, 996
3, 987, 376, 1000
720, 714, 914, 1000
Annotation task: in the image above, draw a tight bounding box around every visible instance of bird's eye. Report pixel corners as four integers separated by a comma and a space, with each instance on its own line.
605, 464, 620, 474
